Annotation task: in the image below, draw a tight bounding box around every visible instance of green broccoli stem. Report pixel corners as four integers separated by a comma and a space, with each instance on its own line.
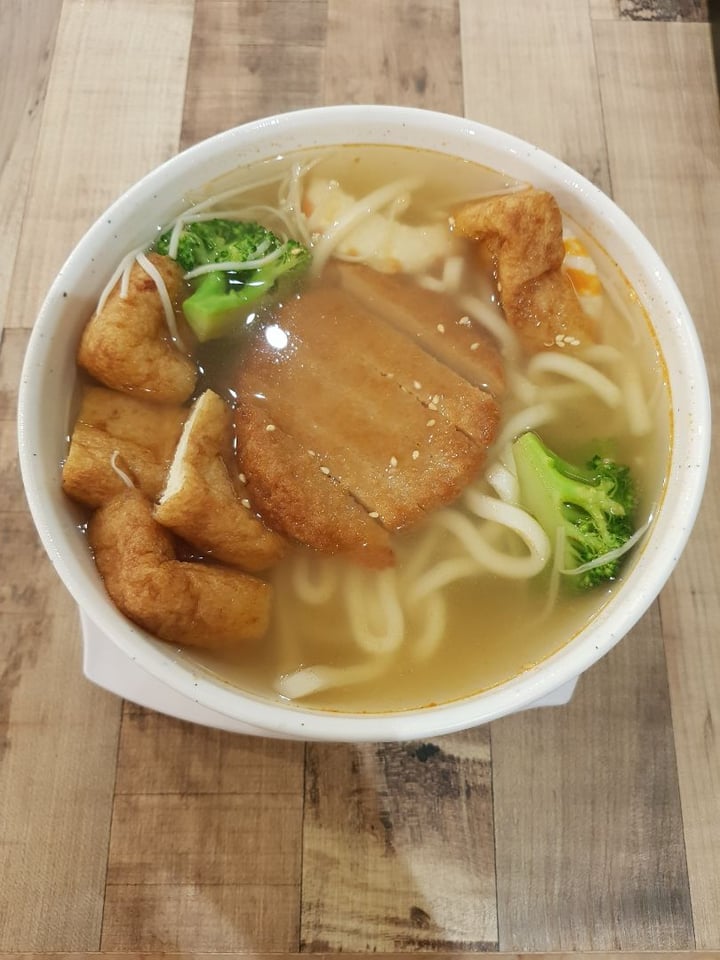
182, 271, 274, 342
512, 431, 635, 590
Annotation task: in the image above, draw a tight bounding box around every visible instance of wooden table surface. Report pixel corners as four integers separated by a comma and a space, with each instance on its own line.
1, 0, 719, 955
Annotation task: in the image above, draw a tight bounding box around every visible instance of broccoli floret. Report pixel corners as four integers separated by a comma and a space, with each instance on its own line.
512, 431, 637, 590
154, 219, 310, 342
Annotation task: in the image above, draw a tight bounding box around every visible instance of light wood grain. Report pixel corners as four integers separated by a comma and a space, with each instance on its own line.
101, 883, 300, 951
2, 0, 719, 952
593, 19, 720, 947
105, 708, 305, 948
460, 0, 610, 191
180, 0, 328, 148
492, 611, 694, 950
106, 792, 302, 885
301, 733, 497, 951
1, 0, 194, 950
0, 326, 121, 951
3, 953, 719, 960
324, 0, 463, 112
590, 0, 622, 17
0, 0, 63, 336
103, 791, 303, 949
114, 703, 304, 795
11, 0, 195, 330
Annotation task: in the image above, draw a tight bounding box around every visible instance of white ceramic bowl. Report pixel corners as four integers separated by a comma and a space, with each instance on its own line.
18, 105, 710, 741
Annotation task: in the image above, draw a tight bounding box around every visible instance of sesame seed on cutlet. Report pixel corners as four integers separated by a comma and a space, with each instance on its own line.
241, 498, 251, 509
265, 423, 276, 432
470, 342, 480, 351
412, 450, 420, 460
368, 511, 379, 519
459, 315, 471, 326
426, 418, 436, 427
436, 323, 445, 333
320, 465, 331, 475
389, 455, 398, 468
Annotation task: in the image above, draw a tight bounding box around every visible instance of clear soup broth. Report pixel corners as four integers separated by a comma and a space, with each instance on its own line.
175, 145, 669, 713
70, 144, 670, 714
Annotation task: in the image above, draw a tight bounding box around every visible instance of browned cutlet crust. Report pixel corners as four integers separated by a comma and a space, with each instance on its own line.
454, 188, 596, 353
333, 261, 505, 397
235, 286, 501, 565
237, 403, 395, 569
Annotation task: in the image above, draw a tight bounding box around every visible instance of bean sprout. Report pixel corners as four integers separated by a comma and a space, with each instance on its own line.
109, 451, 134, 489
134, 251, 185, 350
183, 243, 287, 279
309, 178, 422, 277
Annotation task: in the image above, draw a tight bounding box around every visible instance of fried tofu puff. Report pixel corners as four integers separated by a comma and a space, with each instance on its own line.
77, 253, 197, 404
155, 390, 286, 572
454, 188, 596, 353
88, 490, 271, 651
62, 386, 187, 508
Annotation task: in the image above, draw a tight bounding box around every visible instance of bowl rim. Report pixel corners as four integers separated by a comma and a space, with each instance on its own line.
17, 104, 711, 741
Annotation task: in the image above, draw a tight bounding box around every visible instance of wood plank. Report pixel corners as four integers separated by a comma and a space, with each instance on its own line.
102, 790, 303, 950
324, 0, 463, 112
594, 19, 720, 947
301, 732, 497, 951
3, 953, 719, 960
100, 883, 299, 951
114, 703, 305, 796
0, 329, 28, 513
590, 0, 622, 17
492, 611, 694, 949
0, 0, 63, 336
11, 0, 195, 331
459, 2, 692, 949
0, 605, 123, 950
106, 793, 302, 885
100, 2, 314, 947
0, 324, 122, 951
299, 10, 490, 952
1, 0, 194, 949
180, 0, 328, 148
460, 0, 611, 191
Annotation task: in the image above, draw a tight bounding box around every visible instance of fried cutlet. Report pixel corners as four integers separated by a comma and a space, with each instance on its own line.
238, 403, 395, 569
333, 261, 505, 397
62, 385, 187, 508
454, 188, 596, 352
89, 490, 271, 650
77, 252, 197, 404
155, 389, 286, 572
235, 286, 500, 565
